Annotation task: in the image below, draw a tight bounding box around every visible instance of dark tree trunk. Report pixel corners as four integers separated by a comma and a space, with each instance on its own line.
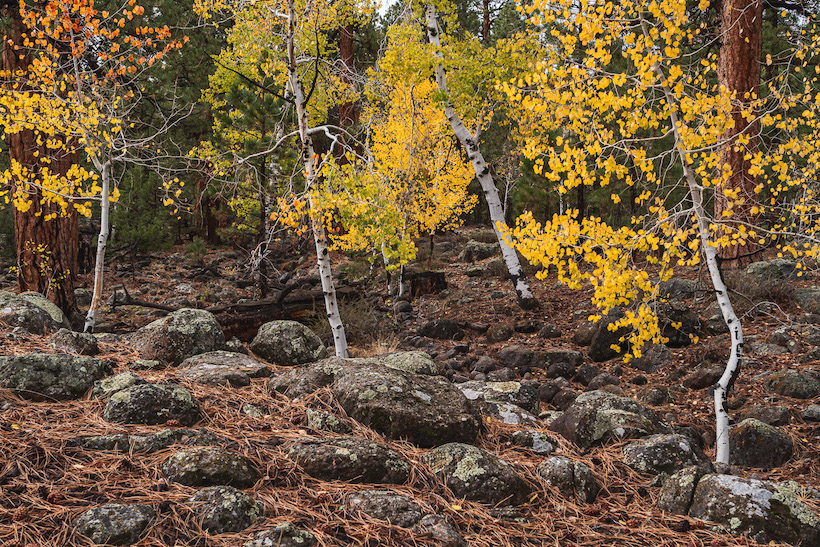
3, 6, 78, 314
715, 0, 763, 267
482, 0, 491, 43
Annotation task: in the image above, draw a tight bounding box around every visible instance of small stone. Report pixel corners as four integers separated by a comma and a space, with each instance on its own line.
75, 504, 155, 545
103, 383, 200, 426
802, 404, 820, 422
92, 373, 147, 398
538, 456, 600, 503
765, 369, 820, 399
305, 408, 352, 433
245, 523, 317, 547
510, 430, 558, 455
537, 324, 562, 339
250, 320, 327, 365
50, 328, 99, 355
486, 324, 514, 343
738, 404, 790, 426
346, 489, 423, 528
162, 446, 260, 488
730, 418, 793, 468
289, 437, 411, 484
623, 434, 711, 475
187, 486, 263, 534
410, 514, 466, 547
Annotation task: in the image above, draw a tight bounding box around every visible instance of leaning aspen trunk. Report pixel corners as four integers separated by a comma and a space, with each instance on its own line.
652, 52, 742, 465
425, 5, 538, 310
287, 0, 349, 358
84, 160, 111, 333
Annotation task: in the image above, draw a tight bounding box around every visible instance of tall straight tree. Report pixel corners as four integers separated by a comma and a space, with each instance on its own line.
1, 2, 78, 315
425, 3, 538, 310
715, 0, 764, 266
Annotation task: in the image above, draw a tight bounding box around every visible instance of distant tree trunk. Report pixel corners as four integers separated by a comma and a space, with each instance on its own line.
715, 0, 763, 267
482, 0, 491, 43
576, 184, 586, 219
3, 7, 78, 314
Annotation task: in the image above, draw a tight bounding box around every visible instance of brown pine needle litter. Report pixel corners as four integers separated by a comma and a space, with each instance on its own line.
0, 329, 816, 547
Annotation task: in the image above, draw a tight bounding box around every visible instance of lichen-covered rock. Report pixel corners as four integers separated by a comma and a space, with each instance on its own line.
177, 351, 271, 387
738, 404, 790, 426
689, 475, 820, 545
102, 383, 200, 426
794, 287, 820, 315
657, 465, 711, 515
730, 418, 793, 468
77, 428, 223, 453
271, 359, 482, 447
765, 369, 820, 399
18, 292, 71, 327
382, 351, 439, 375
245, 523, 317, 547
658, 277, 700, 301
187, 486, 263, 534
457, 380, 540, 414
129, 308, 225, 365
423, 443, 530, 506
75, 504, 155, 545
249, 320, 327, 366
537, 456, 600, 503
623, 434, 711, 475
0, 353, 112, 401
549, 390, 670, 449
305, 408, 352, 433
541, 348, 584, 368
92, 372, 147, 398
803, 404, 820, 422
410, 514, 466, 547
346, 489, 423, 528
50, 328, 99, 355
417, 319, 465, 341
0, 298, 61, 334
510, 430, 558, 455
289, 437, 411, 484
630, 344, 672, 373
162, 446, 260, 488
458, 239, 499, 262
331, 363, 483, 447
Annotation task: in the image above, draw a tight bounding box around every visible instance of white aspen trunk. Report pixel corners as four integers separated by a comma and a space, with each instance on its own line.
84, 159, 111, 333
381, 243, 394, 296
424, 5, 537, 310
397, 264, 405, 298
287, 0, 349, 358
651, 50, 741, 465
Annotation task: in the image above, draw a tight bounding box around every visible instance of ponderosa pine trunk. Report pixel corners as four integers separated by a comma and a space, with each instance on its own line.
715, 0, 763, 267
3, 5, 78, 315
425, 4, 538, 310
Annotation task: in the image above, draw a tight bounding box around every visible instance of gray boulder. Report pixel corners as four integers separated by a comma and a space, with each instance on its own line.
92, 373, 147, 398
541, 348, 584, 368
177, 350, 271, 387
305, 408, 352, 433
187, 486, 263, 534
78, 428, 222, 453
0, 298, 60, 334
417, 319, 465, 341
510, 430, 558, 455
657, 465, 712, 515
129, 308, 225, 365
765, 369, 820, 399
458, 239, 499, 262
346, 489, 423, 527
50, 328, 99, 355
289, 437, 411, 484
738, 404, 790, 426
270, 358, 482, 447
410, 514, 466, 547
658, 278, 700, 301
657, 301, 701, 348
730, 418, 793, 468
588, 313, 628, 362
245, 523, 317, 547
622, 434, 710, 475
162, 446, 260, 488
457, 380, 540, 414
803, 404, 820, 422
0, 353, 111, 401
794, 287, 820, 315
382, 351, 439, 375
75, 504, 154, 545
630, 344, 672, 373
689, 475, 820, 545
423, 443, 530, 506
102, 383, 200, 426
249, 320, 327, 365
18, 292, 71, 328
743, 258, 800, 282
538, 455, 600, 503
549, 390, 670, 449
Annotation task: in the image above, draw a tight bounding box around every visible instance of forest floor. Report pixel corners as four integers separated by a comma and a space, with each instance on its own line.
1, 227, 819, 546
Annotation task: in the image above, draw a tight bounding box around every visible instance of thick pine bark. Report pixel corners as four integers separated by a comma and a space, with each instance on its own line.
3, 7, 78, 314
425, 5, 538, 310
715, 0, 763, 267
